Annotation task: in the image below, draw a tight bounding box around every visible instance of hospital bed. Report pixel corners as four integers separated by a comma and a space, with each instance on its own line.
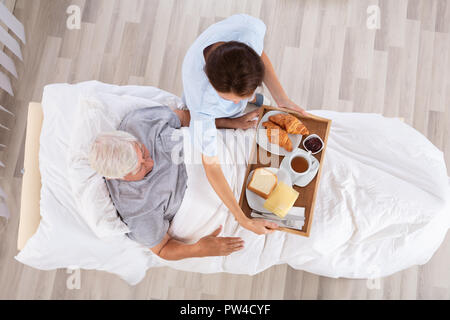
15, 82, 450, 286
18, 102, 42, 251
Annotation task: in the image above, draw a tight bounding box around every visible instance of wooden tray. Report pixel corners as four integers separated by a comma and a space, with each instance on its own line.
238, 106, 332, 237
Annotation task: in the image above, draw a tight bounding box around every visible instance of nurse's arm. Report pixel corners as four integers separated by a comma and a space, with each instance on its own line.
202, 154, 279, 235
261, 51, 308, 117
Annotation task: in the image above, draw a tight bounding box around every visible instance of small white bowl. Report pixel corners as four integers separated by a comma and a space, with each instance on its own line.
302, 134, 324, 154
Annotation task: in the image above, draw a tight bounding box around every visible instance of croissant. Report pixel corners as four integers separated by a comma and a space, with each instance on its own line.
269, 113, 309, 135
262, 121, 293, 152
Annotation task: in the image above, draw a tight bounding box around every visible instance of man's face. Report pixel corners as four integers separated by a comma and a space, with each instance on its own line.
123, 142, 154, 181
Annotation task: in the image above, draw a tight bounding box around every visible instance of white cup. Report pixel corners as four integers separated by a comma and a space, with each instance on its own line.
285, 149, 319, 184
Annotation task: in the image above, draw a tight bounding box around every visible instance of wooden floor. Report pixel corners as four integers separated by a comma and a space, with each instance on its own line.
0, 0, 450, 299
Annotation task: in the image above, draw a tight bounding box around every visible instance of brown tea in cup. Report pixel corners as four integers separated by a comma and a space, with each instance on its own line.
291, 156, 309, 173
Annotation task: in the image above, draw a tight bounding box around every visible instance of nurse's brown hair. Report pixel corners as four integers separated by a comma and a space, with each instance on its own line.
204, 41, 265, 97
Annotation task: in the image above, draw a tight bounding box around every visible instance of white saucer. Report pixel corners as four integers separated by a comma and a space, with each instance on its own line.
280, 151, 320, 187
245, 167, 292, 214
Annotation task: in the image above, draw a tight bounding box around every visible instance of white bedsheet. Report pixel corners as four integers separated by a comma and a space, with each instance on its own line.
16, 81, 450, 285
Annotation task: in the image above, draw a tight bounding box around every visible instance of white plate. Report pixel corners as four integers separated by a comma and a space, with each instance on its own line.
256, 111, 304, 156
245, 167, 292, 214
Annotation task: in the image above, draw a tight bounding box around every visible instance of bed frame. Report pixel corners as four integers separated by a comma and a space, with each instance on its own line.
17, 102, 42, 251
16, 102, 405, 251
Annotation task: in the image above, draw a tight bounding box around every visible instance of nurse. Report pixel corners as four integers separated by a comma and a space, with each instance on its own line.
182, 14, 307, 235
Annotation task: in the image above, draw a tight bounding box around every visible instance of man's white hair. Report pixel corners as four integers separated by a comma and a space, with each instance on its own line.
89, 131, 139, 179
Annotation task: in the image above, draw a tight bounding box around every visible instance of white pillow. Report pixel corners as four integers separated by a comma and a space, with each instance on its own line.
67, 87, 185, 238
15, 81, 187, 285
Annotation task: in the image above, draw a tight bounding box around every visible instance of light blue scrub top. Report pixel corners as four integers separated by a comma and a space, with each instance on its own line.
182, 14, 266, 157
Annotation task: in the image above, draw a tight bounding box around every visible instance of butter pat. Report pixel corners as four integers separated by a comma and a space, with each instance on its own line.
263, 182, 299, 218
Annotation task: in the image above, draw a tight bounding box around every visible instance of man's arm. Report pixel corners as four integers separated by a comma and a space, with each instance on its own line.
174, 108, 260, 130
173, 109, 191, 127
215, 109, 260, 129
151, 226, 244, 261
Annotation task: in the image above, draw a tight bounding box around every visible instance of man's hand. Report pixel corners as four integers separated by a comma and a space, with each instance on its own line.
277, 98, 309, 117
241, 218, 279, 235
232, 109, 260, 129
195, 225, 245, 256
216, 109, 260, 129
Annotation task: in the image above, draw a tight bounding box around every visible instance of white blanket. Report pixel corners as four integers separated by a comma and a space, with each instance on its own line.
16, 81, 450, 285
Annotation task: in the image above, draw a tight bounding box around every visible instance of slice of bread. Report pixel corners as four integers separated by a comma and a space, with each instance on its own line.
247, 168, 278, 199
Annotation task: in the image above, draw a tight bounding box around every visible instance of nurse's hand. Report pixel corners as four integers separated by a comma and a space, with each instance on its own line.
277, 98, 309, 117
241, 218, 279, 235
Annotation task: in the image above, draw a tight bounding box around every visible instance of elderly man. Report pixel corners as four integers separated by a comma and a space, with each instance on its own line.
88, 106, 257, 261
